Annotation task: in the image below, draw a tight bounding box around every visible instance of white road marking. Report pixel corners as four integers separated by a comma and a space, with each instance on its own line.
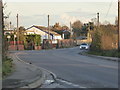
57, 79, 86, 88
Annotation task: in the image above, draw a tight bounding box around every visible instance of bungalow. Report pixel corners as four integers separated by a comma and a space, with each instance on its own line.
25, 25, 62, 43
4, 29, 15, 35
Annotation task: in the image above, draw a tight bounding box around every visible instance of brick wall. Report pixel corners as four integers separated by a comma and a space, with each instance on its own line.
8, 45, 24, 51
57, 39, 77, 48
35, 46, 41, 50
8, 41, 24, 51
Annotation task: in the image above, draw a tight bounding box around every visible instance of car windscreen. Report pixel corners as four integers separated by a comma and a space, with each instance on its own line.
81, 43, 87, 45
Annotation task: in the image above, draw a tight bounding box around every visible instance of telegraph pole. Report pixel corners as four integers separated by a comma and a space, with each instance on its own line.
70, 22, 72, 39
0, 0, 3, 89
16, 14, 19, 50
9, 21, 11, 30
97, 12, 99, 26
0, 0, 4, 58
48, 15, 50, 39
118, 0, 120, 51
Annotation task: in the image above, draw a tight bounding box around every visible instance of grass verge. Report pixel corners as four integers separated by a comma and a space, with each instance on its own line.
2, 56, 13, 78
87, 50, 120, 58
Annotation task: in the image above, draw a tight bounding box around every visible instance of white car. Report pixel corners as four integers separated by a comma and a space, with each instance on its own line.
80, 43, 89, 50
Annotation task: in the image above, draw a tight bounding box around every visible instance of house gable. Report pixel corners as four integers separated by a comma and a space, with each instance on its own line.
26, 27, 48, 36
26, 25, 62, 40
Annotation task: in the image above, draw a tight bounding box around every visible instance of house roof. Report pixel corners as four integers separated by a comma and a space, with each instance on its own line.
26, 25, 61, 36
4, 29, 14, 31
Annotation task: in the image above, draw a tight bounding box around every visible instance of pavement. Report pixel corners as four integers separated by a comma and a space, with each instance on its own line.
2, 52, 75, 89
2, 52, 46, 89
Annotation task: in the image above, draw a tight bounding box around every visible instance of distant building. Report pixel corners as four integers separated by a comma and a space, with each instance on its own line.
4, 29, 15, 35
25, 25, 62, 42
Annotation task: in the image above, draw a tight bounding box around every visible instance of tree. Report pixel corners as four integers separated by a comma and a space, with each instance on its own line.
72, 20, 83, 29
3, 3, 11, 30
72, 20, 83, 38
90, 24, 118, 51
25, 34, 41, 50
52, 23, 70, 39
34, 35, 41, 46
90, 28, 102, 51
81, 22, 94, 36
19, 26, 26, 41
52, 23, 62, 30
2, 2, 12, 59
100, 24, 117, 50
62, 25, 69, 30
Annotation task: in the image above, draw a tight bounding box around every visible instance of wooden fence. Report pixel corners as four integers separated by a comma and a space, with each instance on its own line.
42, 39, 77, 49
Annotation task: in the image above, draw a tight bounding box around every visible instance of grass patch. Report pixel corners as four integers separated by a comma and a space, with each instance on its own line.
2, 56, 13, 78
87, 50, 120, 58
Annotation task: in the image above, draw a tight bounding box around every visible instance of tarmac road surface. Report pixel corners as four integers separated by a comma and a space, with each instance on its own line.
16, 47, 118, 88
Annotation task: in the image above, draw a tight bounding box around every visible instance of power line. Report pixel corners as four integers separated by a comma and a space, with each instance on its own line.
105, 0, 113, 18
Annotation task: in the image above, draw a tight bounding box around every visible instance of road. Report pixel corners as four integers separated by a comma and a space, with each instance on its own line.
16, 47, 118, 88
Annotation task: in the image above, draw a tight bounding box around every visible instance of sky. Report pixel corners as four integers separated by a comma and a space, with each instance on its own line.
3, 0, 118, 28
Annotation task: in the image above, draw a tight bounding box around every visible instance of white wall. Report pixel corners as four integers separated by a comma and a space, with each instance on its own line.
26, 27, 54, 43
53, 35, 62, 40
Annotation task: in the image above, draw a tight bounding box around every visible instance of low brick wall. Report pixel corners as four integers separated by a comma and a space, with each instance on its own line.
9, 41, 24, 45
42, 39, 77, 49
35, 46, 41, 50
57, 39, 77, 48
18, 45, 24, 50
7, 41, 24, 51
8, 45, 24, 51
42, 39, 53, 49
8, 45, 17, 51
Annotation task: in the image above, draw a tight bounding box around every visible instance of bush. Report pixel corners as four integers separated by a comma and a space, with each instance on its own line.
90, 29, 102, 52
2, 57, 13, 77
90, 25, 117, 51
